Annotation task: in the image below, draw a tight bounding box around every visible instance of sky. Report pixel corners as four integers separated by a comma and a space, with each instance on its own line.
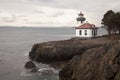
0, 0, 120, 27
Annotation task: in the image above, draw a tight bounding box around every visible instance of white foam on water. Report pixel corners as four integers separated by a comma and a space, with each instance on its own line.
38, 67, 59, 75
20, 70, 33, 76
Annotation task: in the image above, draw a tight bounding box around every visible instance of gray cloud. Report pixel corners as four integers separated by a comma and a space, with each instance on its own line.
0, 0, 120, 26
35, 10, 45, 14
50, 12, 64, 17
0, 0, 120, 12
28, 0, 120, 12
1, 15, 17, 23
0, 14, 29, 24
0, 0, 119, 13
17, 15, 27, 18
22, 18, 29, 22
29, 0, 56, 3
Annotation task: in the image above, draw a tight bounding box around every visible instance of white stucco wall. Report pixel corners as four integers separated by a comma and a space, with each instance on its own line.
75, 29, 93, 37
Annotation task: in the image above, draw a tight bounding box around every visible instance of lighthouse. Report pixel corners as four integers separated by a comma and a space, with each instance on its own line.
75, 12, 98, 38
76, 12, 86, 23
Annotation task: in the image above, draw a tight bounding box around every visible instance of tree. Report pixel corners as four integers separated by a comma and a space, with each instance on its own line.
114, 12, 120, 35
102, 10, 115, 35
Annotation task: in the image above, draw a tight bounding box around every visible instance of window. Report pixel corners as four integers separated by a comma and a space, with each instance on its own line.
92, 30, 94, 35
92, 29, 97, 35
85, 30, 87, 35
79, 30, 82, 35
95, 29, 97, 35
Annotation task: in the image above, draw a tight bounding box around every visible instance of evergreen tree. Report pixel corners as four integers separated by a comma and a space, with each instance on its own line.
102, 10, 115, 35
114, 12, 120, 34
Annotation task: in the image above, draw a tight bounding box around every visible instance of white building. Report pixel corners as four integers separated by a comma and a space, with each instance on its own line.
75, 23, 98, 38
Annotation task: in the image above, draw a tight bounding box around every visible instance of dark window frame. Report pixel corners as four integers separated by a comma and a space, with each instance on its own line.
79, 30, 82, 35
85, 30, 87, 35
92, 29, 94, 35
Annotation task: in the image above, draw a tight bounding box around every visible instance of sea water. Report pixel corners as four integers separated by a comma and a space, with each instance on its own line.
0, 27, 75, 80
0, 27, 107, 80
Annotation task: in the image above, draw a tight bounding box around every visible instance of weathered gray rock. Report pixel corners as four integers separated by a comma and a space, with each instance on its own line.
29, 38, 104, 63
24, 61, 36, 69
28, 37, 120, 80
59, 42, 120, 80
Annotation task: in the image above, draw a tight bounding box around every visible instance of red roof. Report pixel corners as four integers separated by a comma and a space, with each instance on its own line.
76, 23, 97, 29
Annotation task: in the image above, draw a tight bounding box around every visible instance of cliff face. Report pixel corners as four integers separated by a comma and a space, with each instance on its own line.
29, 38, 104, 63
29, 37, 120, 80
59, 42, 120, 80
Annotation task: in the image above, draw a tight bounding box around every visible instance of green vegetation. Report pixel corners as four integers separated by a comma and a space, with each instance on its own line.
102, 10, 120, 35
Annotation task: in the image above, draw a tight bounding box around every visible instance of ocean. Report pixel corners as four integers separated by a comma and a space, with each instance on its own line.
0, 27, 107, 80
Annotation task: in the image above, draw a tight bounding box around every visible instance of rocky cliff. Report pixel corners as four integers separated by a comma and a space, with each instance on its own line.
29, 38, 105, 63
59, 42, 120, 80
28, 37, 120, 80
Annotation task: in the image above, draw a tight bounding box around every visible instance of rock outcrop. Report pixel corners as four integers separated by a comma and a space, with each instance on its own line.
28, 37, 120, 80
24, 61, 36, 69
29, 38, 104, 63
59, 42, 120, 80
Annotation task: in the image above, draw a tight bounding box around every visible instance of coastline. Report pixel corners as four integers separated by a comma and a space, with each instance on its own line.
27, 35, 120, 80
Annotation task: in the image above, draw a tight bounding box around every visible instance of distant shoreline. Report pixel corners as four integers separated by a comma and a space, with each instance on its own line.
0, 26, 75, 28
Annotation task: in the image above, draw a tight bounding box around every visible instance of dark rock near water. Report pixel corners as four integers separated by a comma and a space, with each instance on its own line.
24, 61, 36, 69
29, 38, 104, 63
30, 68, 38, 73
29, 37, 120, 80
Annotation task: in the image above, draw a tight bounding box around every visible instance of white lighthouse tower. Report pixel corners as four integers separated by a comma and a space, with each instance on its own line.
75, 12, 98, 38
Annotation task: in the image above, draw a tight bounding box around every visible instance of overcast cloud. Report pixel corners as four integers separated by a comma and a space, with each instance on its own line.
0, 0, 120, 27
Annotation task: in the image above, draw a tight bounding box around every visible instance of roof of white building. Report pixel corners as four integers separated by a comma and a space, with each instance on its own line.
76, 23, 97, 29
